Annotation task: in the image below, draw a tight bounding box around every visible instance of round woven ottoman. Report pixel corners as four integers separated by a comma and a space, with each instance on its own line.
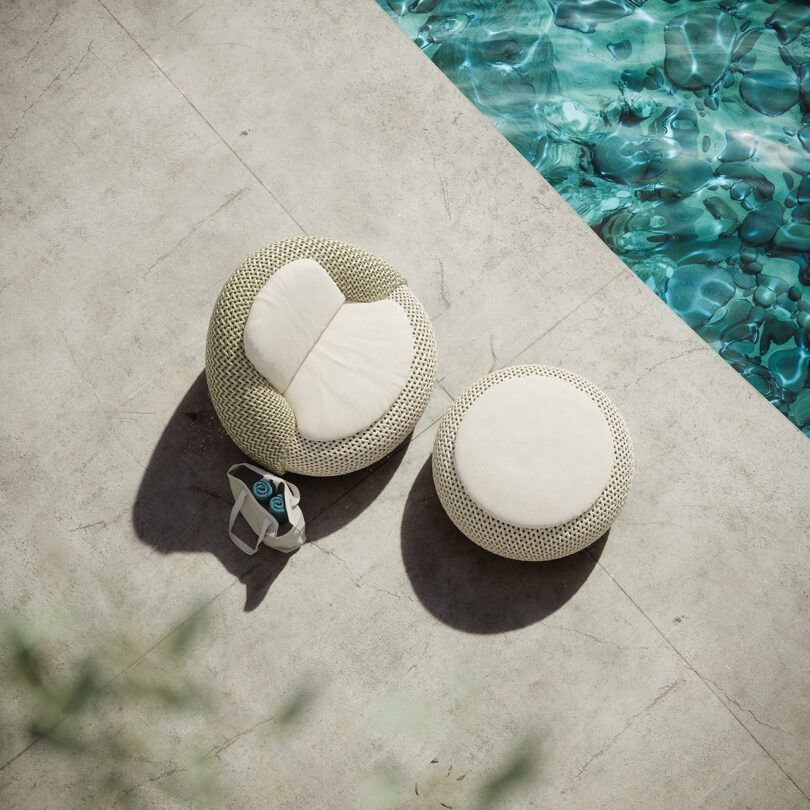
206, 237, 437, 476
432, 365, 633, 561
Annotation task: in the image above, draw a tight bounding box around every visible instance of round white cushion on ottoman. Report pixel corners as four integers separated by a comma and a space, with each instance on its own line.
432, 365, 633, 561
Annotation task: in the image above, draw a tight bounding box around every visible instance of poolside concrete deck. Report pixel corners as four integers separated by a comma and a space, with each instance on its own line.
1, 0, 809, 807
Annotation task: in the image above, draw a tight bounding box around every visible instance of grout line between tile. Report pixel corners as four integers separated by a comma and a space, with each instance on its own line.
0, 588, 225, 773
503, 266, 628, 369
96, 0, 309, 237
494, 250, 807, 798
0, 264, 632, 774
587, 551, 810, 804
4, 2, 468, 762
25, 6, 800, 800
0, 405, 447, 772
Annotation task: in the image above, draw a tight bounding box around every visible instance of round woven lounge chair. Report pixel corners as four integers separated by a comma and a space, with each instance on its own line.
432, 365, 633, 561
206, 237, 437, 477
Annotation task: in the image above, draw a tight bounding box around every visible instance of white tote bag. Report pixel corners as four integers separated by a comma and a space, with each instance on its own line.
226, 463, 306, 555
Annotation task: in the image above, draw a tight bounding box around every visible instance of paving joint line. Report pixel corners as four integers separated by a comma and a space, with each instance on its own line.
0, 406, 447, 772
18, 6, 791, 798
96, 0, 309, 237
0, 589, 223, 773
587, 551, 810, 804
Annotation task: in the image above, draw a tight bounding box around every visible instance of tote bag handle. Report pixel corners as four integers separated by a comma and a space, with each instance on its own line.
228, 490, 274, 556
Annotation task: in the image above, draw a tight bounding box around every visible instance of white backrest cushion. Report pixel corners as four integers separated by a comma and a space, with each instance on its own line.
243, 258, 345, 392
284, 299, 414, 441
453, 375, 615, 528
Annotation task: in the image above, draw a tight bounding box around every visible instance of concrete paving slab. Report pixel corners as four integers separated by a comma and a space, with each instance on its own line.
511, 270, 810, 796
1, 0, 808, 807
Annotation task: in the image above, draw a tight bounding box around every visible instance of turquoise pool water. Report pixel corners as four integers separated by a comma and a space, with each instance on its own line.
376, 0, 810, 437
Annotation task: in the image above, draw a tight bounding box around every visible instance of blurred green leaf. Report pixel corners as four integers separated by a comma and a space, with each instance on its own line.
167, 607, 208, 659
29, 721, 87, 753
123, 668, 211, 713
0, 604, 227, 807
126, 679, 195, 709
7, 626, 53, 699
60, 660, 102, 715
102, 769, 133, 810
477, 735, 541, 808
276, 683, 317, 727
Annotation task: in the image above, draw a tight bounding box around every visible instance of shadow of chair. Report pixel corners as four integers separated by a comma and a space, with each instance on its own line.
133, 371, 406, 611
400, 457, 608, 634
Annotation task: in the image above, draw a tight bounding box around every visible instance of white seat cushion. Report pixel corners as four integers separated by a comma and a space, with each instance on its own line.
453, 375, 615, 528
243, 258, 415, 442
243, 258, 345, 392
284, 299, 414, 441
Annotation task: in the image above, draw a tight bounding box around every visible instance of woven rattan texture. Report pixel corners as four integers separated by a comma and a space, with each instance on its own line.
286, 285, 436, 476
206, 237, 432, 475
432, 365, 633, 561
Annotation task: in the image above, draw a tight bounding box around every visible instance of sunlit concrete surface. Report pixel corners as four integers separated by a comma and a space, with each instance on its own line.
1, 1, 809, 807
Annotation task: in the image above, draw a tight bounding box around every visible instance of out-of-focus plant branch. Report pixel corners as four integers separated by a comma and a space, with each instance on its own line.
0, 603, 319, 808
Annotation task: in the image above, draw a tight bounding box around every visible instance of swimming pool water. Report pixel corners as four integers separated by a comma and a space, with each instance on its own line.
376, 0, 810, 438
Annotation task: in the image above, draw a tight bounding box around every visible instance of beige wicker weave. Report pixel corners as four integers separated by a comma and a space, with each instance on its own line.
432, 365, 633, 561
206, 237, 437, 476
